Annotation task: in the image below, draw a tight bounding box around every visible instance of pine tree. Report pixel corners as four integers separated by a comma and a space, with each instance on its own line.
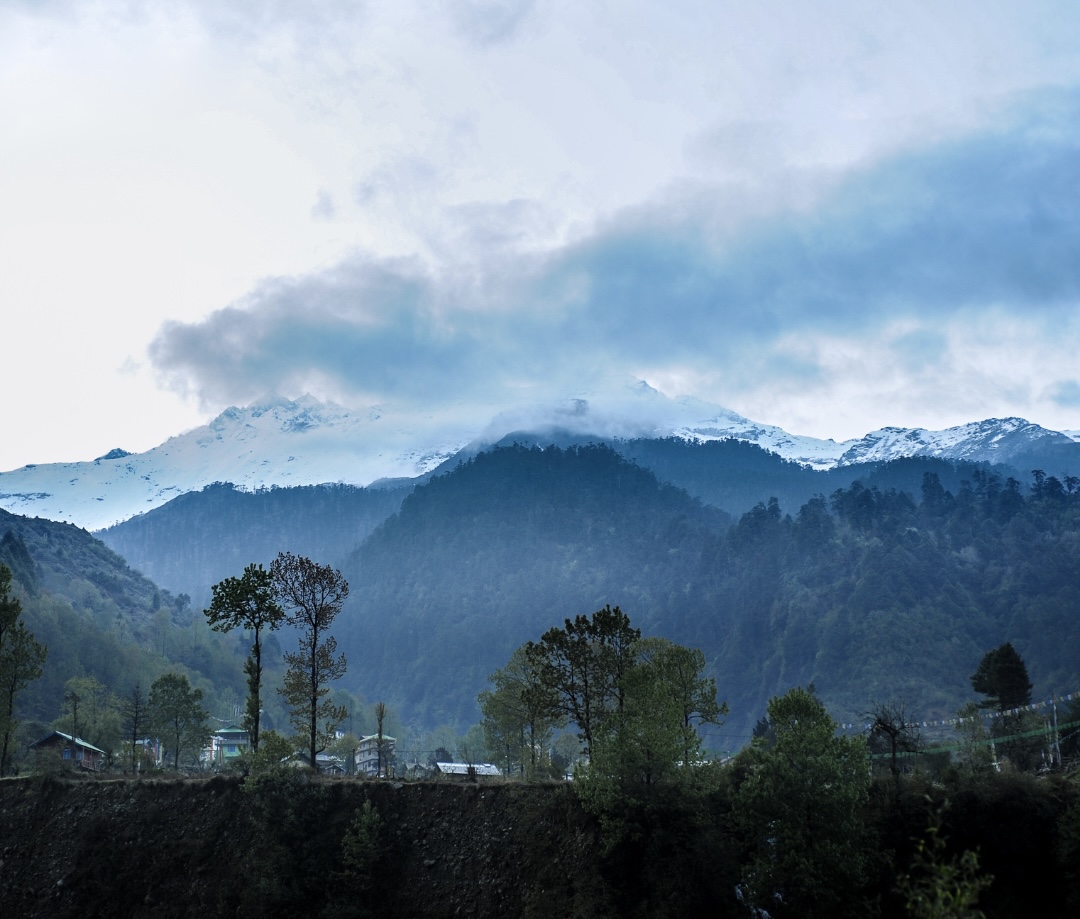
205, 563, 284, 752
970, 642, 1032, 712
0, 563, 47, 775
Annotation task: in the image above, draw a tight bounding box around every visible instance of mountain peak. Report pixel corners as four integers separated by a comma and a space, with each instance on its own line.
2, 385, 1078, 531
94, 448, 132, 462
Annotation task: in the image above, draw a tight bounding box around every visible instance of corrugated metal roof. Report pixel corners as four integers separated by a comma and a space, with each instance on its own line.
434, 762, 501, 776
30, 731, 107, 755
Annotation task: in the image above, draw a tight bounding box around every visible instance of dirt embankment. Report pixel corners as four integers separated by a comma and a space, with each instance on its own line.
0, 774, 610, 919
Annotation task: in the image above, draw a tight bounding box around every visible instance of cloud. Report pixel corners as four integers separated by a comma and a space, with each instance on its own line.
150, 88, 1080, 421
311, 188, 336, 221
1047, 380, 1080, 407
441, 0, 538, 46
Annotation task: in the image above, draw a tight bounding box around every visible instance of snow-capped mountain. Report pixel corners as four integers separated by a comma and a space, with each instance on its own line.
833, 417, 1076, 467
0, 394, 473, 531
1, 383, 1076, 531
464, 382, 851, 469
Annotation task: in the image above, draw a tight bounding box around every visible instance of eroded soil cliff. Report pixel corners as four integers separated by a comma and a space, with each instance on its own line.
0, 774, 611, 919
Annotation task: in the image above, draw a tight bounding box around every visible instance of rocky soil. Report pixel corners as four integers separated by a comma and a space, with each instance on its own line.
0, 774, 611, 919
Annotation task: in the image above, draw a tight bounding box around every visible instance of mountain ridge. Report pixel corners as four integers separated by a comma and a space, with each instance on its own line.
2, 383, 1077, 530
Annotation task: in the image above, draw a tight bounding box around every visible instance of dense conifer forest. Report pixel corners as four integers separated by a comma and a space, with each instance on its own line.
338, 444, 1080, 740
4, 438, 1080, 755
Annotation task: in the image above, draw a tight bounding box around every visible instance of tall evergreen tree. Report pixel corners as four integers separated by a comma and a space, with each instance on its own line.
149, 672, 211, 770
271, 552, 349, 769
0, 563, 46, 776
120, 683, 150, 774
205, 563, 284, 752
971, 642, 1033, 712
734, 687, 873, 919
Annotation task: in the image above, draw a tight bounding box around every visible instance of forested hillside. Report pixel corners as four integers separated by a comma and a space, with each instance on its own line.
99, 482, 408, 608
0, 509, 243, 745
338, 444, 729, 727
612, 437, 1008, 515
12, 439, 1079, 756
96, 435, 1019, 610
692, 468, 1080, 734
331, 445, 1080, 743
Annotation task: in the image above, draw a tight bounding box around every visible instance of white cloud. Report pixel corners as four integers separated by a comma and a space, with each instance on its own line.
147, 90, 1080, 442
4, 0, 1080, 469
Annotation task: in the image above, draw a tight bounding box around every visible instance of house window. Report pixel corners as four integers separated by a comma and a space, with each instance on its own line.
63, 748, 71, 760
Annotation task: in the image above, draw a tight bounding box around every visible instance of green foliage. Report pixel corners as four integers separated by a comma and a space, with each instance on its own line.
525, 604, 640, 757
340, 799, 384, 894
897, 810, 993, 919
0, 562, 47, 775
496, 607, 727, 865
205, 563, 284, 752
231, 730, 291, 781
734, 687, 873, 919
970, 642, 1032, 711
637, 637, 727, 762
598, 652, 693, 789
479, 645, 564, 779
576, 638, 727, 826
149, 672, 211, 770
241, 728, 295, 776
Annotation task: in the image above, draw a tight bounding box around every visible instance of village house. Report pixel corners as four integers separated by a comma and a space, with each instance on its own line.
355, 733, 396, 776
29, 731, 107, 771
209, 723, 250, 767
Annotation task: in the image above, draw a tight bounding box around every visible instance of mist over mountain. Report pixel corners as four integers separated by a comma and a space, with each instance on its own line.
7, 384, 1080, 747
95, 434, 1004, 611
0, 394, 465, 531
8, 433, 1080, 750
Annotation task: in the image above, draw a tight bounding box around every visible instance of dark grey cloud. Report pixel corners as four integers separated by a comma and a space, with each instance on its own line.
151, 88, 1080, 412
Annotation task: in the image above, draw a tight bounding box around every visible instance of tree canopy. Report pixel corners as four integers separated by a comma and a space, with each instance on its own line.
271, 552, 349, 768
970, 642, 1033, 712
734, 687, 872, 919
0, 563, 46, 775
524, 604, 640, 758
205, 563, 284, 752
149, 672, 210, 770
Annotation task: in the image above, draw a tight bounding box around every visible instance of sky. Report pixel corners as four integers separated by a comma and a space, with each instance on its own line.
3, 0, 1080, 472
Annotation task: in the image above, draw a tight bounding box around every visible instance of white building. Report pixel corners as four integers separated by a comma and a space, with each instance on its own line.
355, 734, 396, 776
